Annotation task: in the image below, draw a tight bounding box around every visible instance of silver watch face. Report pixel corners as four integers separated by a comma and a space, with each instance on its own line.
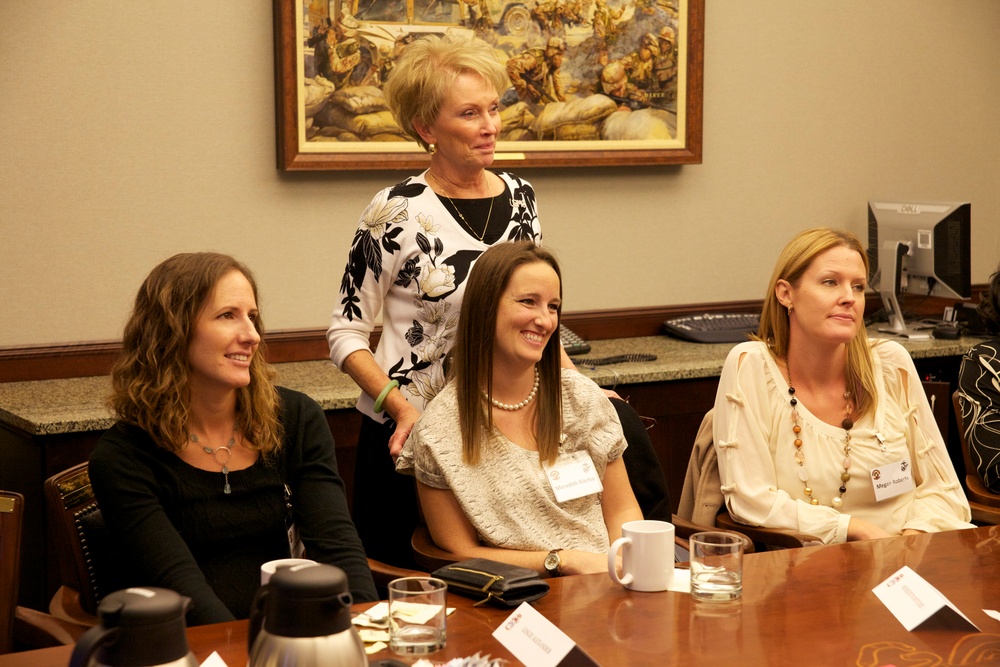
544, 551, 560, 572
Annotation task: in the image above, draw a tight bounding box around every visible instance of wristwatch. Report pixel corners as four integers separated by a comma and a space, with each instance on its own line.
544, 549, 563, 577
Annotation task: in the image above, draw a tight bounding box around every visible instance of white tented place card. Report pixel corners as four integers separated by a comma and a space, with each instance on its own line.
199, 651, 229, 667
493, 602, 600, 667
872, 566, 979, 632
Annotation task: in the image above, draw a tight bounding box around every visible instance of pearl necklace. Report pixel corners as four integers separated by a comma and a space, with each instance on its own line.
787, 364, 854, 508
189, 431, 235, 495
487, 367, 540, 411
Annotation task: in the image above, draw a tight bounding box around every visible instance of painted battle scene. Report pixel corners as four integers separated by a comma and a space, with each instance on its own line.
300, 0, 682, 147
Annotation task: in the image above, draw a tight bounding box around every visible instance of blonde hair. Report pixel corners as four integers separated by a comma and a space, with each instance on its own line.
109, 253, 284, 456
755, 228, 878, 419
383, 33, 509, 151
451, 242, 563, 465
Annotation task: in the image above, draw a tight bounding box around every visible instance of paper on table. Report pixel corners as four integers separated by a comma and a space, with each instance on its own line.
985, 609, 1000, 623
200, 651, 228, 667
355, 601, 455, 627
669, 568, 691, 594
365, 641, 388, 655
358, 628, 390, 643
872, 566, 979, 632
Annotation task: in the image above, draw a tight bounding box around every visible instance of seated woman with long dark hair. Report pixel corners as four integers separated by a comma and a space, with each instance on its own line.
397, 241, 643, 576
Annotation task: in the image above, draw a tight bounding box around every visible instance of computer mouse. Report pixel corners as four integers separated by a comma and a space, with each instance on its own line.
932, 325, 960, 340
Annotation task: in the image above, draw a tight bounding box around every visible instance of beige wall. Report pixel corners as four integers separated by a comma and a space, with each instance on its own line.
2, 1, 998, 348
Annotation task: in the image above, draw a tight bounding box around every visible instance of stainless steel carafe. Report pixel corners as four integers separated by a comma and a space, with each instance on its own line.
68, 587, 198, 667
247, 562, 367, 667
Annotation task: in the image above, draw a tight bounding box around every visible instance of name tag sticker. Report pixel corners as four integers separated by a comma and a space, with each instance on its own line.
543, 450, 603, 503
493, 602, 599, 667
873, 566, 979, 632
869, 458, 916, 502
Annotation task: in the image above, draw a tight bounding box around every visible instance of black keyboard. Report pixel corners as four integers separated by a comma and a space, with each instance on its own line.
559, 324, 591, 355
663, 312, 760, 344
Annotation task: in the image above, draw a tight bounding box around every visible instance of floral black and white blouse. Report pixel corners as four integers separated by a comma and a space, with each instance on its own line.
958, 339, 1000, 493
327, 170, 542, 423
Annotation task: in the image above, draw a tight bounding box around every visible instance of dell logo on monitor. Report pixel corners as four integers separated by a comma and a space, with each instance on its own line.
900, 204, 921, 214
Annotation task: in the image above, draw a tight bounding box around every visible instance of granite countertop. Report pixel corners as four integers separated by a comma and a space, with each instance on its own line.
0, 330, 978, 438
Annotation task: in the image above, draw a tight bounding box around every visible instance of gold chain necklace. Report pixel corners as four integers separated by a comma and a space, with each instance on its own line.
786, 362, 854, 508
430, 172, 494, 242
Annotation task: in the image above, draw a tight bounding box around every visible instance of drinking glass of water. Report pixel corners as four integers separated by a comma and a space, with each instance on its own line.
388, 577, 447, 654
690, 532, 743, 601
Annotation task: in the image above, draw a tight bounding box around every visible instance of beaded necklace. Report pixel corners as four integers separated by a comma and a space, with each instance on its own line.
189, 430, 235, 495
487, 366, 540, 411
787, 362, 854, 508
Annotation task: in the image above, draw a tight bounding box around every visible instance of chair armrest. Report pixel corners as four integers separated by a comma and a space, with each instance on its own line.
14, 605, 88, 648
367, 558, 426, 592
966, 475, 1000, 509
48, 586, 98, 628
715, 511, 823, 549
411, 524, 461, 572
970, 501, 1000, 526
671, 514, 755, 554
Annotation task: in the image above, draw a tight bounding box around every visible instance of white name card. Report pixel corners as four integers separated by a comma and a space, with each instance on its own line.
872, 566, 979, 632
493, 602, 600, 667
543, 450, 603, 503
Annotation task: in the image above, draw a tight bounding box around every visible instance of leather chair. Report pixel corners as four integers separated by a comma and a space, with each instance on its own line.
952, 391, 1000, 525
43, 463, 106, 627
411, 522, 461, 572
1, 490, 84, 652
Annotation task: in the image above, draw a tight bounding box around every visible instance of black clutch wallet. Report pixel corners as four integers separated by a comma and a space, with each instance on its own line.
432, 558, 550, 608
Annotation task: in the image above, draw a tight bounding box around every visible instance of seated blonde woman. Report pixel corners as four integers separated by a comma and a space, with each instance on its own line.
714, 228, 972, 543
396, 241, 643, 576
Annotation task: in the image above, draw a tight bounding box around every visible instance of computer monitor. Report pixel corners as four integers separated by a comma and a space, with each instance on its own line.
867, 200, 971, 339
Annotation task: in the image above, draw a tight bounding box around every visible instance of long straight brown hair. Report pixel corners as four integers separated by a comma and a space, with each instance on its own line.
451, 241, 563, 465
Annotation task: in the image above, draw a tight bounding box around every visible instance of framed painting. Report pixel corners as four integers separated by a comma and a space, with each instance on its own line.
273, 0, 703, 170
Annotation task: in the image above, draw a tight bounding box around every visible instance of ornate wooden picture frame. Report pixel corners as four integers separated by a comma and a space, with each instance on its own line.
273, 0, 703, 170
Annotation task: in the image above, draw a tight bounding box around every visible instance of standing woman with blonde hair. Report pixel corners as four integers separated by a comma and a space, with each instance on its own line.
326, 34, 542, 566
91, 253, 375, 626
714, 228, 972, 543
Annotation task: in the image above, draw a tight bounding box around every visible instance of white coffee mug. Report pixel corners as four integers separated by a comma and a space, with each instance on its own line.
260, 558, 316, 585
607, 520, 675, 592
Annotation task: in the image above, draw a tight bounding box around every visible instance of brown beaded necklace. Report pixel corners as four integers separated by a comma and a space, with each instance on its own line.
787, 362, 854, 508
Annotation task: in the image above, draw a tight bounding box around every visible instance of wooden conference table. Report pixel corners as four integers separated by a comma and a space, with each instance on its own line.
3, 526, 998, 667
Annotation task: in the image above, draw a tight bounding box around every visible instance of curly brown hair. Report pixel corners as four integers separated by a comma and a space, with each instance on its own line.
109, 252, 283, 455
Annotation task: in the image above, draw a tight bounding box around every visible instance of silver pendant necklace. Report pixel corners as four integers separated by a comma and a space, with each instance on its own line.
188, 431, 235, 495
